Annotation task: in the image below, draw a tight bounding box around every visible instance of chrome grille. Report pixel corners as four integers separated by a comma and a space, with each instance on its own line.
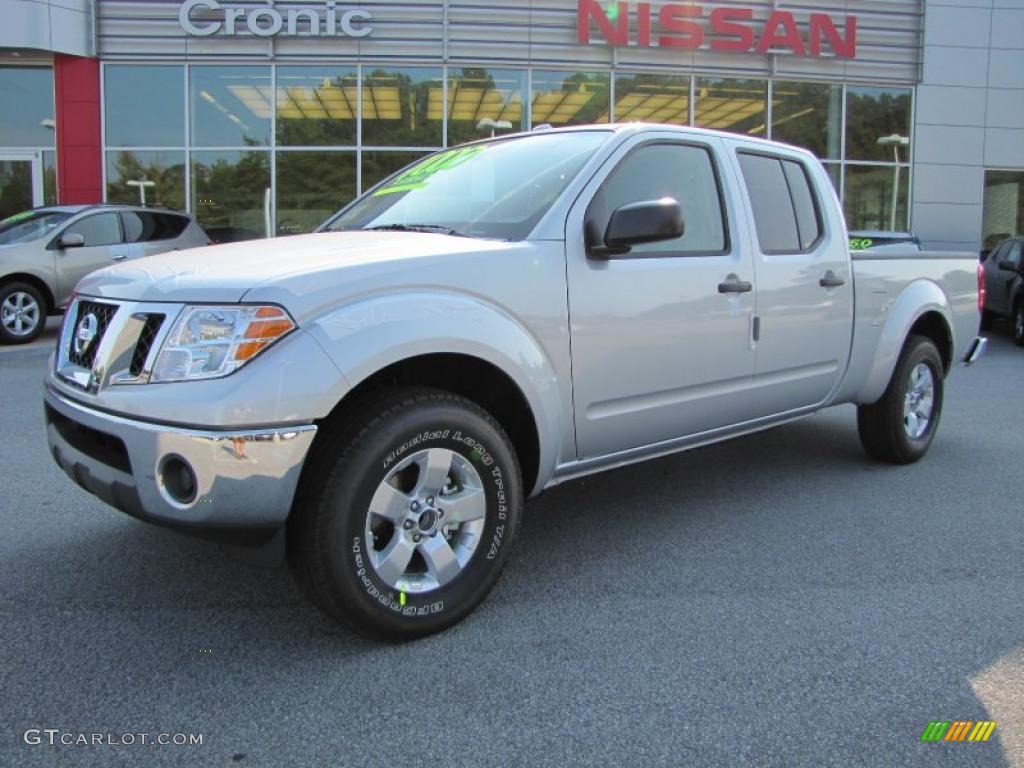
67, 300, 118, 369
129, 314, 165, 377
56, 298, 179, 392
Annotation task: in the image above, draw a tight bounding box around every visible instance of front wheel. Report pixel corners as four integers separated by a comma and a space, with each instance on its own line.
288, 388, 522, 641
857, 335, 944, 464
0, 281, 46, 344
1014, 304, 1024, 347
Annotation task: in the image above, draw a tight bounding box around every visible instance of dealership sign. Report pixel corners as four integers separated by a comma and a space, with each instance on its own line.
179, 0, 373, 37
578, 0, 857, 58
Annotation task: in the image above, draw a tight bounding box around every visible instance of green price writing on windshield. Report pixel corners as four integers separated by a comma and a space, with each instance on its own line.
373, 146, 486, 197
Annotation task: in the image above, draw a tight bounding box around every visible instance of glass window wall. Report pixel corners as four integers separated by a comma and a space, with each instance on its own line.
695, 78, 767, 136
361, 67, 443, 148
531, 70, 609, 128
276, 151, 356, 235
190, 66, 272, 147
844, 164, 910, 232
105, 66, 184, 147
613, 74, 689, 126
0, 66, 55, 147
448, 68, 526, 145
770, 81, 842, 160
845, 87, 912, 162
96, 63, 918, 239
106, 151, 186, 210
276, 66, 357, 147
191, 150, 271, 242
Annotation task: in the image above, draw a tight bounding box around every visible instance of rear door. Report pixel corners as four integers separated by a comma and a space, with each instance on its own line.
732, 146, 853, 415
566, 133, 760, 459
52, 212, 129, 299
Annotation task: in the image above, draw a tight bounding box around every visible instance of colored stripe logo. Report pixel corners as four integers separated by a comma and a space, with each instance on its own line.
921, 721, 997, 742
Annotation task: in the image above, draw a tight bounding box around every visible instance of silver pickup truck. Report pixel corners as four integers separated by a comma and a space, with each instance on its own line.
44, 125, 986, 640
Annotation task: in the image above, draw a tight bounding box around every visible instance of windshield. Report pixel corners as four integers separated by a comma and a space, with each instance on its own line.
0, 210, 74, 246
325, 131, 610, 240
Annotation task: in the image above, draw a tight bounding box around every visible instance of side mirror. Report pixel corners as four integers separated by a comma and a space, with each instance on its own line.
997, 259, 1019, 272
57, 233, 85, 249
590, 198, 684, 259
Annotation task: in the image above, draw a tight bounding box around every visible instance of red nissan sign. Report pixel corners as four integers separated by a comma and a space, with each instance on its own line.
577, 0, 857, 59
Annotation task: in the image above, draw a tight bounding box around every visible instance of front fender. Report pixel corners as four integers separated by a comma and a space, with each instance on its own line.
854, 279, 953, 405
306, 291, 562, 495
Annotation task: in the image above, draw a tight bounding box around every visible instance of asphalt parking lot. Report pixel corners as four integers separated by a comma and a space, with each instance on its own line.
2, 331, 1022, 768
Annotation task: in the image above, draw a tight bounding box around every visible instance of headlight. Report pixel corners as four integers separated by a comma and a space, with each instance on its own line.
151, 305, 295, 382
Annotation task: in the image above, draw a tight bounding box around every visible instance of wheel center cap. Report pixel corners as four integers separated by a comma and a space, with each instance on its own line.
417, 508, 437, 533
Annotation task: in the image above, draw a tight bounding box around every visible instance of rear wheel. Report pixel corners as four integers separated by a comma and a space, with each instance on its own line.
1014, 304, 1024, 347
857, 335, 944, 464
0, 282, 46, 344
288, 388, 522, 641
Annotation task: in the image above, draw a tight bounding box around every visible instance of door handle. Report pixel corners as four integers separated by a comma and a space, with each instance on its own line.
718, 276, 753, 294
819, 270, 845, 288
110, 254, 127, 262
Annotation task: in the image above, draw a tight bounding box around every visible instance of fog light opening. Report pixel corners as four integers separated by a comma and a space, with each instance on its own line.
160, 455, 198, 505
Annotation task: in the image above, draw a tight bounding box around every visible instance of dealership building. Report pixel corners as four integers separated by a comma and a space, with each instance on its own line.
1, 0, 1022, 249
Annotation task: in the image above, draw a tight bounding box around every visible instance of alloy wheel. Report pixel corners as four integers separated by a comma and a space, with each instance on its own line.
0, 291, 41, 337
903, 362, 935, 439
364, 447, 487, 594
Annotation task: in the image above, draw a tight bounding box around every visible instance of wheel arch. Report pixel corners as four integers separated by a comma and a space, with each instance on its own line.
0, 272, 57, 314
308, 353, 542, 497
853, 280, 955, 405
302, 292, 565, 496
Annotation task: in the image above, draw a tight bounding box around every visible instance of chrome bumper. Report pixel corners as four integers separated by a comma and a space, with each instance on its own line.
963, 336, 988, 365
44, 385, 317, 544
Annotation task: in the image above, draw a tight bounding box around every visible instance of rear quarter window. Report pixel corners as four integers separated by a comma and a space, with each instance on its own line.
122, 211, 189, 243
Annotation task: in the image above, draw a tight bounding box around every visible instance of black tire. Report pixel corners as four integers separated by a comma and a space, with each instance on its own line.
980, 308, 994, 331
857, 335, 944, 464
1014, 304, 1024, 347
288, 387, 523, 641
0, 281, 46, 344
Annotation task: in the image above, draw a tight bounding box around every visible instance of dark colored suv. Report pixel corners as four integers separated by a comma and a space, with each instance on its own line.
980, 236, 1024, 344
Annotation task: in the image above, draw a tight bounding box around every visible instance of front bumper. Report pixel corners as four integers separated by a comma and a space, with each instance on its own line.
44, 385, 317, 545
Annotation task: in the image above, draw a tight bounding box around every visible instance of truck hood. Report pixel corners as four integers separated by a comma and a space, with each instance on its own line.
75, 231, 514, 305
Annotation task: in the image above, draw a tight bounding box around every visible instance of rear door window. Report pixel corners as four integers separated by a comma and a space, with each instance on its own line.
1008, 241, 1023, 266
781, 160, 822, 250
738, 152, 823, 254
121, 211, 189, 242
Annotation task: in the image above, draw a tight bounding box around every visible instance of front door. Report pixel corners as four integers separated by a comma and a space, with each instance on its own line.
0, 152, 43, 221
52, 211, 129, 300
566, 134, 759, 459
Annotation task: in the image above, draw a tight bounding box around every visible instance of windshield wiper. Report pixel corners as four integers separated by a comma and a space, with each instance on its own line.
364, 223, 468, 237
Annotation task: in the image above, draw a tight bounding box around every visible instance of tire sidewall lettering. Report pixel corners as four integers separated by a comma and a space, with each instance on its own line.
346, 422, 515, 619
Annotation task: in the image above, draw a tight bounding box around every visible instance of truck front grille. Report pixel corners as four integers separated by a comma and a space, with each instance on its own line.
129, 314, 165, 377
56, 299, 179, 391
67, 300, 118, 369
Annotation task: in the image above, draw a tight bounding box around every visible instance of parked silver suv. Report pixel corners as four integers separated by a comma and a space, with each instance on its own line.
0, 205, 210, 344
